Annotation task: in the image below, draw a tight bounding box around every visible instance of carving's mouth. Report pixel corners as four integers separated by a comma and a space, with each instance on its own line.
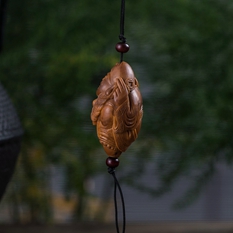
102, 142, 121, 157
102, 142, 117, 151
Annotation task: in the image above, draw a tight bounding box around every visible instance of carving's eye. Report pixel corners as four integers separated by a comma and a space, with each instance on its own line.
128, 80, 133, 87
126, 78, 134, 90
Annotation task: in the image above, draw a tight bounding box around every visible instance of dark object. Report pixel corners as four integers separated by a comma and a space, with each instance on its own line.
106, 157, 120, 168
0, 83, 23, 201
0, 137, 21, 201
0, 0, 8, 53
115, 42, 130, 53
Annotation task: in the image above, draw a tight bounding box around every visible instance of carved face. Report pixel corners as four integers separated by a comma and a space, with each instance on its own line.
124, 77, 139, 92
91, 62, 143, 158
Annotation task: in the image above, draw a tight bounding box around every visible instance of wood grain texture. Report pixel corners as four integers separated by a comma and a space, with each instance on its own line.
91, 62, 143, 158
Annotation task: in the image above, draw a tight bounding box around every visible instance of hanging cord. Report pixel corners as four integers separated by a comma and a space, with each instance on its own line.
119, 0, 126, 62
119, 0, 126, 43
108, 167, 126, 233
0, 0, 8, 53
115, 0, 129, 61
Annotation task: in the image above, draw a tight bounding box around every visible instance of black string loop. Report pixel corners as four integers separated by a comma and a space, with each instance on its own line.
108, 168, 126, 233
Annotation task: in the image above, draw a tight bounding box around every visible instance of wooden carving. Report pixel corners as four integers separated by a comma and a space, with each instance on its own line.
91, 62, 143, 158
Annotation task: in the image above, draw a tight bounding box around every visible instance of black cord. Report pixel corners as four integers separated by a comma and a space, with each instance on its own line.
119, 0, 126, 62
119, 0, 126, 43
108, 167, 126, 233
114, 176, 120, 233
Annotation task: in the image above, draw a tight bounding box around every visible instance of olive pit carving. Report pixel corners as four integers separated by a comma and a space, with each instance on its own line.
91, 62, 143, 158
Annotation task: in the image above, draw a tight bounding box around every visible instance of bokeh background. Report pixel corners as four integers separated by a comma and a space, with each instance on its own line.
1, 0, 233, 232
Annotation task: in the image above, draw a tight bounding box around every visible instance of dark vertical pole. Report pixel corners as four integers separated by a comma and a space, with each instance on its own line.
0, 0, 8, 53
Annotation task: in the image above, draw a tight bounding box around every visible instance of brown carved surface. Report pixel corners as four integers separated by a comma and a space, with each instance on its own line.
91, 62, 143, 158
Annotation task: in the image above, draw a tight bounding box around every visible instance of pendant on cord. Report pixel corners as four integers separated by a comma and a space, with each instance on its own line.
90, 1, 143, 232
91, 61, 143, 159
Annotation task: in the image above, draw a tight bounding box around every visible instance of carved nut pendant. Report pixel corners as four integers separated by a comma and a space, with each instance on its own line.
91, 62, 143, 158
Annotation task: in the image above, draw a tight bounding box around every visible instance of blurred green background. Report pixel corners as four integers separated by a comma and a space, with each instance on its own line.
1, 0, 233, 225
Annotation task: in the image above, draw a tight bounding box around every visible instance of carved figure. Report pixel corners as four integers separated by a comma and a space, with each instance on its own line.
91, 62, 143, 158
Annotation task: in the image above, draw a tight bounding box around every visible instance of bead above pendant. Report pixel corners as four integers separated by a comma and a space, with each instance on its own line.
115, 42, 130, 53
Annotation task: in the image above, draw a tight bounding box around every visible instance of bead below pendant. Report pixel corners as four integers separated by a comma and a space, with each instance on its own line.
106, 157, 120, 168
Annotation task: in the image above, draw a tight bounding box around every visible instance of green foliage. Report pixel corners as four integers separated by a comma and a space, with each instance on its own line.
1, 0, 233, 222
1, 0, 119, 222
122, 0, 233, 208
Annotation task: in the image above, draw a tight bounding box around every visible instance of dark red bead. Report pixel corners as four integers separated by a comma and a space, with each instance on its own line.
106, 157, 120, 168
115, 42, 130, 53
